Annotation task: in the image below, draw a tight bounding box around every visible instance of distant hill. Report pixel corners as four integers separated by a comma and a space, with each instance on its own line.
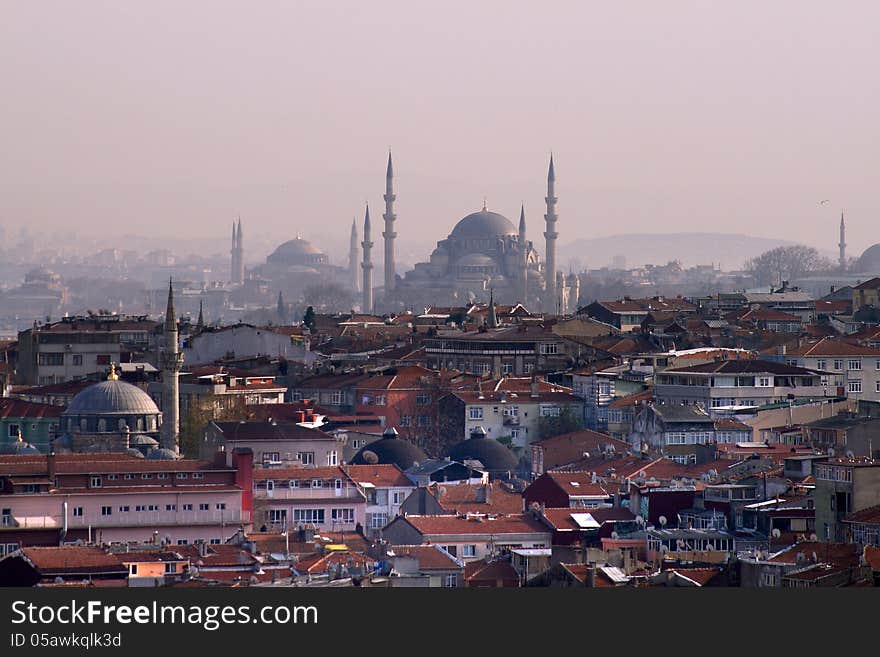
557, 232, 799, 272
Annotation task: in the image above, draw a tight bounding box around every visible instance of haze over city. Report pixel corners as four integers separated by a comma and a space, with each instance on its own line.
2, 1, 878, 265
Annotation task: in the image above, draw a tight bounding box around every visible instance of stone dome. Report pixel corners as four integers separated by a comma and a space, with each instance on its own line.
0, 438, 40, 455
350, 427, 427, 470
447, 426, 518, 477
450, 210, 517, 240
266, 238, 329, 267
124, 447, 146, 458
65, 380, 160, 416
147, 448, 180, 460
854, 244, 880, 273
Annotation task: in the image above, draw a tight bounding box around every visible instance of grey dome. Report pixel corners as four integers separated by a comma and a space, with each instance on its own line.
351, 427, 427, 470
855, 244, 880, 273
124, 448, 146, 458
447, 427, 517, 476
64, 380, 160, 416
0, 439, 40, 455
147, 448, 179, 460
450, 211, 517, 240
129, 434, 159, 446
267, 238, 328, 267
456, 253, 497, 267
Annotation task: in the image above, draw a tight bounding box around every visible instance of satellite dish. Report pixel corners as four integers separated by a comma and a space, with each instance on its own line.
635, 516, 645, 526
658, 515, 667, 527
772, 528, 781, 539
660, 546, 669, 554
845, 450, 855, 459
611, 531, 619, 540
809, 533, 817, 542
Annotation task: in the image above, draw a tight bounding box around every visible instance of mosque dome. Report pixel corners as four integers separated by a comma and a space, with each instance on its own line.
266, 238, 329, 267
450, 210, 517, 240
147, 448, 180, 460
447, 426, 518, 477
350, 427, 427, 470
65, 379, 160, 416
854, 244, 880, 273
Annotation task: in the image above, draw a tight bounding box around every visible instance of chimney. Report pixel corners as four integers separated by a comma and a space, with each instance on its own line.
47, 451, 57, 485
232, 447, 254, 516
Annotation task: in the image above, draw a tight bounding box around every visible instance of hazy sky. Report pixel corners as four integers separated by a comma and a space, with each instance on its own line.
2, 1, 879, 264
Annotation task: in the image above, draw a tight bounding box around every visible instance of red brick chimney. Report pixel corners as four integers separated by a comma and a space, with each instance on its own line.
232, 447, 254, 515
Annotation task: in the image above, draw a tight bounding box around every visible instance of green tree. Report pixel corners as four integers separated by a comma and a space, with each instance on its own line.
302, 305, 316, 330
178, 394, 248, 458
744, 245, 833, 288
537, 405, 584, 441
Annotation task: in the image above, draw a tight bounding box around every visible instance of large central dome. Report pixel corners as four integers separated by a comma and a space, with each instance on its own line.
266, 237, 329, 267
450, 210, 517, 240
855, 244, 880, 273
64, 380, 160, 416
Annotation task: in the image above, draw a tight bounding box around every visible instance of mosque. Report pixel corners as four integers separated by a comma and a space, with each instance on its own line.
231, 154, 579, 315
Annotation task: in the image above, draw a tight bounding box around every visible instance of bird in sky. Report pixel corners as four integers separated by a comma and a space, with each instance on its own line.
819, 199, 831, 205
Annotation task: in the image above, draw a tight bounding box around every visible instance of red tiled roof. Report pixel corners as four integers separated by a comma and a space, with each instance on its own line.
19, 546, 125, 574
388, 545, 462, 570
403, 513, 549, 537
293, 551, 376, 574
767, 542, 860, 568
540, 507, 635, 531
544, 471, 613, 497
432, 482, 524, 515
464, 558, 519, 583
0, 398, 64, 418
253, 466, 353, 482
342, 464, 412, 488
668, 567, 722, 586
843, 504, 880, 525
786, 337, 880, 357
532, 429, 630, 451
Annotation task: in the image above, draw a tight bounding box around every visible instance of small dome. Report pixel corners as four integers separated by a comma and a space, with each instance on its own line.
124, 448, 146, 458
450, 210, 517, 240
147, 448, 180, 460
128, 434, 159, 446
64, 380, 160, 416
0, 439, 40, 455
447, 426, 517, 477
350, 427, 427, 470
456, 253, 497, 267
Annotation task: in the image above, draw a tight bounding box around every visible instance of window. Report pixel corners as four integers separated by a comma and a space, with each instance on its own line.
444, 574, 458, 588
816, 360, 827, 371
392, 491, 406, 505
297, 452, 315, 465
330, 390, 343, 405
311, 479, 323, 488
124, 474, 134, 480
462, 544, 476, 557
119, 506, 130, 513
293, 509, 325, 524
141, 474, 152, 480
400, 415, 412, 427
176, 540, 188, 546
262, 452, 281, 465
101, 506, 112, 516
72, 507, 83, 517
502, 363, 514, 375
182, 504, 193, 511
444, 545, 457, 557
876, 360, 880, 371
265, 480, 275, 492
374, 395, 386, 406
848, 360, 861, 371
7, 424, 19, 438
540, 405, 561, 417
148, 505, 158, 511
289, 479, 299, 489
268, 509, 287, 524
157, 473, 168, 480
334, 479, 343, 489
96, 354, 111, 366
216, 503, 226, 510
469, 407, 484, 420
164, 563, 177, 574
539, 343, 560, 355
292, 391, 304, 401
833, 360, 844, 371
331, 508, 355, 523
38, 352, 64, 366
416, 393, 431, 405
876, 381, 880, 394
209, 539, 221, 545
418, 415, 430, 427
107, 474, 118, 481
848, 381, 862, 393
368, 513, 388, 529
90, 476, 102, 488
756, 377, 771, 387
327, 451, 338, 466
511, 428, 520, 440
192, 473, 204, 480
72, 354, 83, 366
165, 504, 176, 511
177, 473, 188, 479
199, 503, 209, 511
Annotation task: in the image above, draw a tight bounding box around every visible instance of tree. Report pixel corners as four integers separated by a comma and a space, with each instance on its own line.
744, 245, 834, 288
301, 282, 356, 314
302, 306, 316, 330
178, 394, 248, 458
537, 405, 584, 441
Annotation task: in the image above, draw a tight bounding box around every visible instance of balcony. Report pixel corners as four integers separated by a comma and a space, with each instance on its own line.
67, 510, 251, 529
256, 487, 365, 501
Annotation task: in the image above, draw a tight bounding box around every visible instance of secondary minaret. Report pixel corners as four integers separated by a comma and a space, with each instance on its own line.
383, 150, 397, 297
229, 221, 238, 283
349, 218, 360, 293
839, 211, 847, 271
361, 204, 374, 313
544, 154, 558, 312
519, 204, 528, 304
160, 280, 184, 454
234, 218, 244, 284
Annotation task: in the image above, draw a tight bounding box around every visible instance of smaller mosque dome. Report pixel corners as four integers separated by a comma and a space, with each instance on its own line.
447, 426, 518, 477
124, 448, 146, 458
350, 427, 427, 470
266, 238, 329, 267
147, 448, 180, 460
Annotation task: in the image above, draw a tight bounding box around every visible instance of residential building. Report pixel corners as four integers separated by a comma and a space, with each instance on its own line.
785, 337, 880, 402
813, 458, 880, 542
341, 464, 416, 537
202, 421, 345, 469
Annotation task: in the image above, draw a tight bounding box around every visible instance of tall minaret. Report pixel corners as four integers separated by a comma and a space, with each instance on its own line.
229, 221, 238, 284
839, 211, 847, 271
233, 218, 244, 284
361, 204, 374, 313
519, 204, 528, 304
383, 150, 397, 298
160, 279, 184, 454
544, 154, 559, 312
349, 218, 360, 293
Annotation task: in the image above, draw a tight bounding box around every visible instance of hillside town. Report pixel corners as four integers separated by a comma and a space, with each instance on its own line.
1, 156, 880, 590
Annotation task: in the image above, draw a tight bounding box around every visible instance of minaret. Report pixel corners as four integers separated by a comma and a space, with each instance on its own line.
229, 221, 238, 284
382, 150, 397, 298
349, 217, 360, 293
233, 218, 244, 284
196, 299, 205, 331
487, 288, 499, 328
277, 290, 288, 324
361, 204, 374, 313
160, 279, 183, 454
544, 154, 558, 313
839, 211, 847, 271
518, 204, 528, 304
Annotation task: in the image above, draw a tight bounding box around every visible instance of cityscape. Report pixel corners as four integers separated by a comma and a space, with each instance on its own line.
1, 3, 879, 592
